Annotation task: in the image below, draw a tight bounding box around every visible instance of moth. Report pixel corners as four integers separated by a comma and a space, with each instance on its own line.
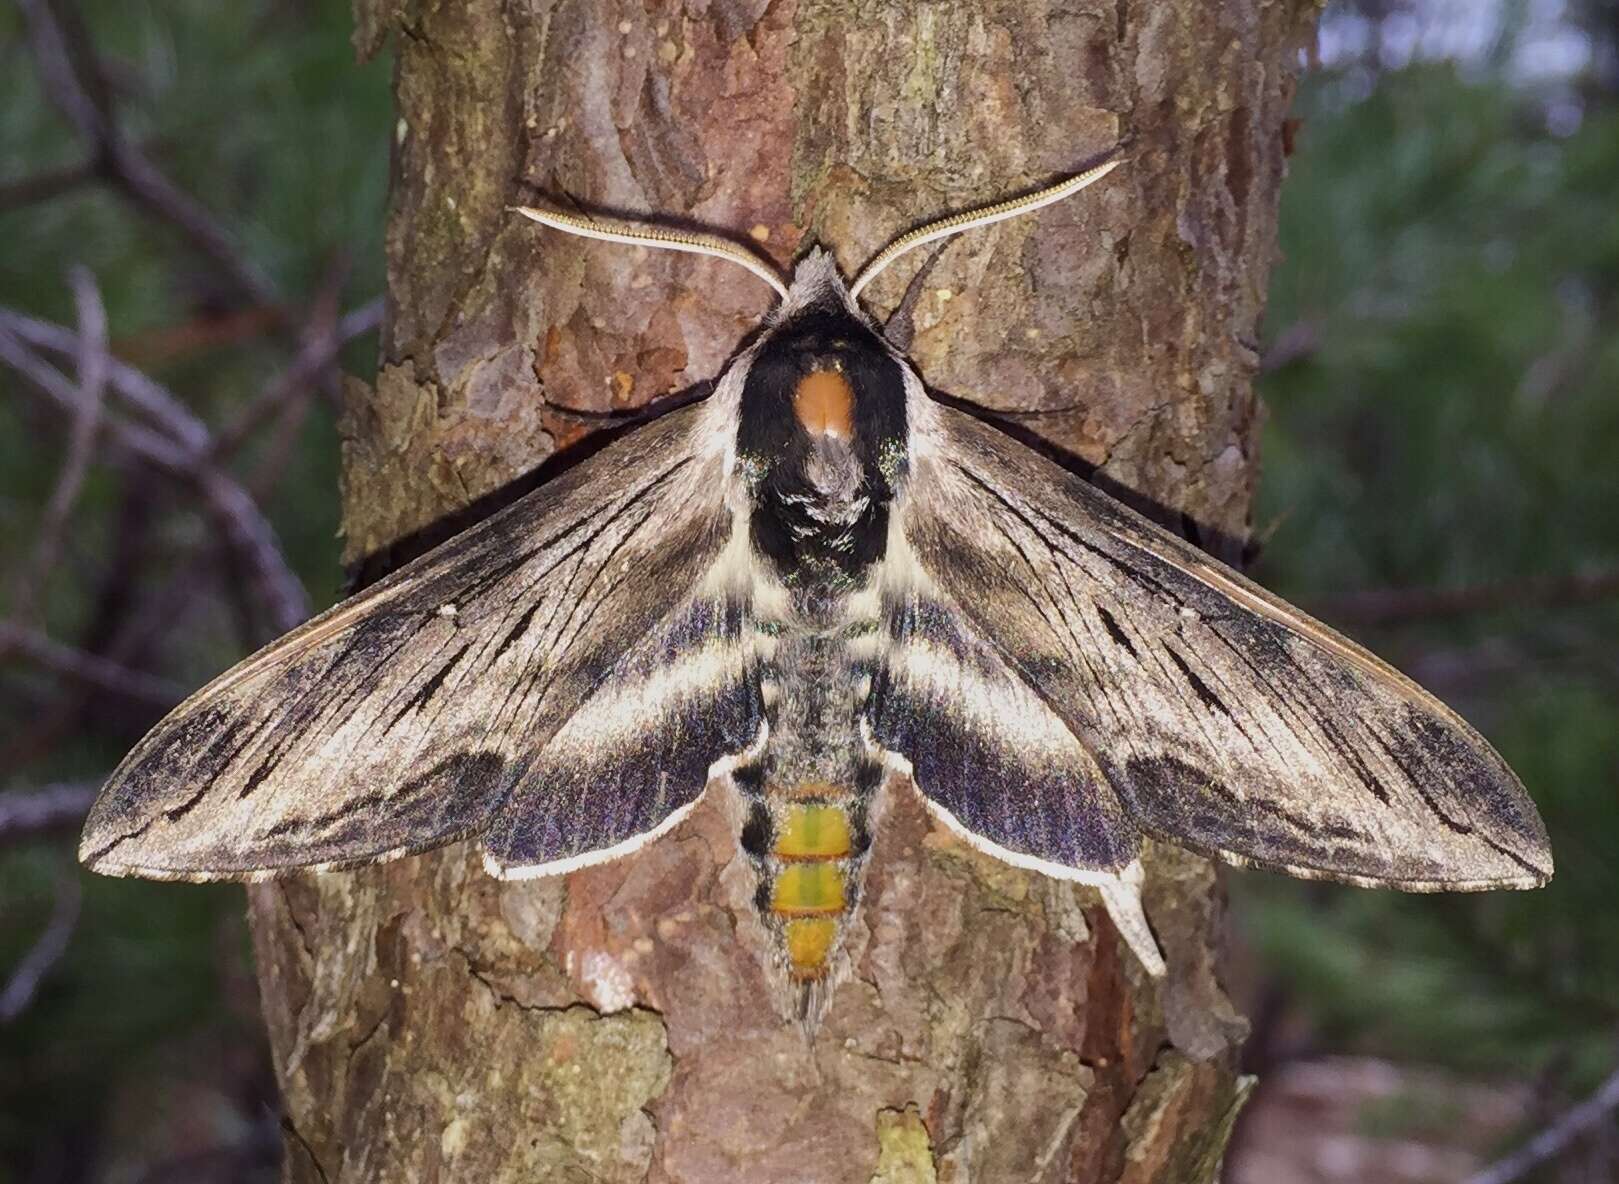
80, 158, 1552, 1020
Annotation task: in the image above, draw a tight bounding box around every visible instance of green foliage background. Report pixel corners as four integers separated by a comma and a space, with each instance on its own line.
1, 2, 1614, 1179
1, 3, 388, 1178
1245, 61, 1619, 1087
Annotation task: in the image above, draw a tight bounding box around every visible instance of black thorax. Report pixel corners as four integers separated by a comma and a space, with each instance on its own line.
737, 307, 908, 596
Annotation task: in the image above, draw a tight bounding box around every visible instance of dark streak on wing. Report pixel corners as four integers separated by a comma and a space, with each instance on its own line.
263, 751, 509, 842
1162, 645, 1229, 718
485, 588, 764, 871
1094, 604, 1137, 658
386, 641, 472, 731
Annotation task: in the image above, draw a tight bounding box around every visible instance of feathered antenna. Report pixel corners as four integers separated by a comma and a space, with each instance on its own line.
513, 205, 790, 301
848, 156, 1125, 301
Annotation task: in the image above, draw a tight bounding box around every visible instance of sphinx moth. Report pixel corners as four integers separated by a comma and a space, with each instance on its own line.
80, 159, 1552, 1019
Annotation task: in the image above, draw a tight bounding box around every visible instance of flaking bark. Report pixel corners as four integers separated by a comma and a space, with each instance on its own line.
251, 2, 1318, 1180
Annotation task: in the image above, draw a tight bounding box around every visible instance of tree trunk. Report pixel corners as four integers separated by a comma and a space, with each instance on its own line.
250, 2, 1317, 1180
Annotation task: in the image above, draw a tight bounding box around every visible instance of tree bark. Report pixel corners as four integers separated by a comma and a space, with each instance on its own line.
250, 2, 1317, 1180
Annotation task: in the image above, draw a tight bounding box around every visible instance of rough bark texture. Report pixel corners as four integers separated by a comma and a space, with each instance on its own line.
249, 2, 1318, 1180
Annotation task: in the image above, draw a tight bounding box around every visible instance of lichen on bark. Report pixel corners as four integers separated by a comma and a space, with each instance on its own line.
252, 1, 1320, 1180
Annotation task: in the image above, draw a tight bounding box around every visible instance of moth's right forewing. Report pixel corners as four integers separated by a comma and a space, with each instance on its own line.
82, 401, 743, 881
899, 403, 1552, 893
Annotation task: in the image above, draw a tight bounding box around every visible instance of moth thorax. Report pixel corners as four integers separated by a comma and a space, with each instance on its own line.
793, 367, 854, 440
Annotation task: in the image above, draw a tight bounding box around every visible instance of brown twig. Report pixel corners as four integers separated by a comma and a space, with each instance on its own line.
113, 303, 286, 369
1259, 319, 1320, 372
15, 0, 278, 309
0, 783, 98, 845
248, 298, 383, 499
0, 621, 187, 708
212, 251, 351, 457
1465, 1063, 1619, 1184
216, 291, 381, 460
0, 868, 83, 1023
0, 309, 213, 450
0, 155, 98, 209
9, 268, 109, 624
0, 320, 309, 634
1316, 569, 1619, 628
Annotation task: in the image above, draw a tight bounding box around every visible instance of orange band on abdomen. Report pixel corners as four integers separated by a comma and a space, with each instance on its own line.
784, 917, 838, 979
766, 796, 855, 980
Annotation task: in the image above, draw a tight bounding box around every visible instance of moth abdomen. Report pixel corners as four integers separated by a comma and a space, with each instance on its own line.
761, 786, 864, 986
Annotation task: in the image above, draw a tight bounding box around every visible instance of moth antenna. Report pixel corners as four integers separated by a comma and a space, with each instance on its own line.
882, 239, 951, 353
849, 156, 1125, 302
513, 205, 790, 301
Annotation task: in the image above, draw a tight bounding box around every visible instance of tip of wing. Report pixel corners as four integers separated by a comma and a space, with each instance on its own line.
1508, 839, 1555, 889
78, 816, 137, 876
79, 823, 261, 882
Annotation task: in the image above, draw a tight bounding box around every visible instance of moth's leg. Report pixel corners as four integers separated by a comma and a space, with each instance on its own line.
881, 241, 951, 353
1094, 862, 1165, 977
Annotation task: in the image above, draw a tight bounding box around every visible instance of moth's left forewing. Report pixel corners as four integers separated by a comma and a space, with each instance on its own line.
81, 396, 762, 882
892, 396, 1551, 895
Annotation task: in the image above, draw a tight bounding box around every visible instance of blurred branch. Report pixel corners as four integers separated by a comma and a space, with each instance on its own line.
1465, 1063, 1619, 1184
216, 288, 382, 462
0, 316, 309, 634
115, 304, 286, 369
8, 268, 108, 625
0, 137, 174, 211
0, 782, 97, 845
0, 154, 98, 209
0, 562, 211, 777
15, 0, 279, 309
1317, 568, 1619, 627
1403, 629, 1619, 702
238, 296, 383, 499
0, 869, 82, 1024
1260, 319, 1321, 372
0, 621, 186, 709
1, 310, 212, 449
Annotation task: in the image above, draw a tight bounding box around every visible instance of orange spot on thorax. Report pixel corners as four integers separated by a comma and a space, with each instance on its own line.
793, 369, 854, 439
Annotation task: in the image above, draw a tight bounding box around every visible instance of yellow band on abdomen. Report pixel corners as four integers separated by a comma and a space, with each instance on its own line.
768, 798, 855, 979
771, 861, 846, 916
774, 802, 852, 860
784, 917, 838, 978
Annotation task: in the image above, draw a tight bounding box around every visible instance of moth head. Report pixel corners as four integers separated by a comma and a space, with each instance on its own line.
738, 258, 904, 493
513, 157, 1122, 504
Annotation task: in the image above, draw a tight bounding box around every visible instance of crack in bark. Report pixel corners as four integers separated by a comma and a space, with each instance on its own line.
279, 880, 317, 964
282, 1114, 333, 1184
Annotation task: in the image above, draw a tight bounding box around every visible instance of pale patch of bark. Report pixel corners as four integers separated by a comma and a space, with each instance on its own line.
255, 1, 1319, 1179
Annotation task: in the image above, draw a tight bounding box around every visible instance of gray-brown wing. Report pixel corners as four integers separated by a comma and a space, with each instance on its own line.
869, 595, 1142, 878
894, 403, 1551, 891
81, 401, 761, 881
